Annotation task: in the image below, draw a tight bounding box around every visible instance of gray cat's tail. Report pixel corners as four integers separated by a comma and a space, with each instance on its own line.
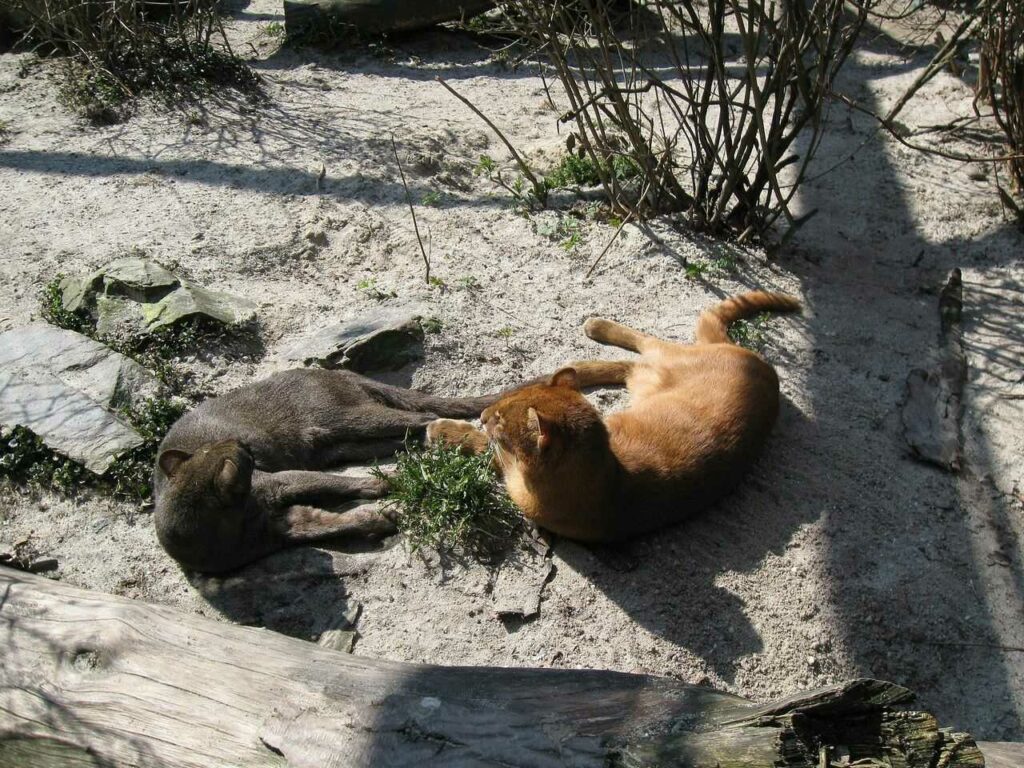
695, 291, 801, 345
359, 361, 631, 418
357, 379, 509, 418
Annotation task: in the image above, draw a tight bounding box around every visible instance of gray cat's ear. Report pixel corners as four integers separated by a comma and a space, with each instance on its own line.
217, 458, 240, 491
550, 367, 579, 390
158, 449, 192, 478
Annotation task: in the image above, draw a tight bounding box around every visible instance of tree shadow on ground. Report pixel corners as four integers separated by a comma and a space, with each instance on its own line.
767, 26, 1024, 738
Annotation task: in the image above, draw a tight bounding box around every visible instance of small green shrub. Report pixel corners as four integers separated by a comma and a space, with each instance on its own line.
545, 152, 641, 190
0, 397, 185, 503
728, 313, 772, 350
357, 277, 397, 301
683, 256, 736, 281
0, 425, 89, 495
420, 316, 444, 335
40, 274, 90, 333
107, 397, 187, 502
376, 442, 521, 559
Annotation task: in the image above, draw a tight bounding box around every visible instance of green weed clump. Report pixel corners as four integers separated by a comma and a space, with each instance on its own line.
375, 442, 521, 560
40, 275, 90, 333
0, 426, 89, 495
545, 153, 641, 190
0, 395, 184, 503
728, 313, 772, 350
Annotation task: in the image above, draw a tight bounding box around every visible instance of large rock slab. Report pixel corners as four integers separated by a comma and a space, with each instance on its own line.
280, 308, 425, 372
60, 257, 257, 335
0, 325, 159, 474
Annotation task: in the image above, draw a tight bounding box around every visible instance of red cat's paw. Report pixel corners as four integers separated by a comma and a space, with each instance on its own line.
583, 317, 612, 341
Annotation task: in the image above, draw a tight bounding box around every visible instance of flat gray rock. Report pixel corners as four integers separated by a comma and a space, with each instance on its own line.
281, 309, 425, 372
142, 281, 257, 331
60, 257, 256, 332
901, 269, 966, 472
491, 531, 553, 619
0, 325, 159, 474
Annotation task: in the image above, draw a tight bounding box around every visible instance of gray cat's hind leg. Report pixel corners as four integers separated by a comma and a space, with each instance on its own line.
270, 471, 386, 505
278, 502, 397, 542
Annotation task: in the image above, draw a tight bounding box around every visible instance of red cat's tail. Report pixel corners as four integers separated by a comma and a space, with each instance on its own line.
695, 291, 801, 345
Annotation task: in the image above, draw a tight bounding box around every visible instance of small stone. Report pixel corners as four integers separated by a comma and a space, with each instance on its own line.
318, 629, 357, 653
305, 228, 328, 247
280, 309, 426, 372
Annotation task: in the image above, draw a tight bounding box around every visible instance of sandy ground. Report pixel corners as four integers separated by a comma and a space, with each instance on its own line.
1, 2, 1023, 743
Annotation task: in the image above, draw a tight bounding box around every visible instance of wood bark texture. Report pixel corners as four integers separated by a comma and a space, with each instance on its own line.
0, 566, 994, 767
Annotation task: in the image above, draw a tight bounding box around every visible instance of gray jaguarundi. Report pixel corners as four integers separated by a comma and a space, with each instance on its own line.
154, 368, 557, 573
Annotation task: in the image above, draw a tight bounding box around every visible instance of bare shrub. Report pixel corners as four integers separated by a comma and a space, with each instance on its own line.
6, 0, 261, 122
976, 1, 1024, 200
499, 0, 873, 243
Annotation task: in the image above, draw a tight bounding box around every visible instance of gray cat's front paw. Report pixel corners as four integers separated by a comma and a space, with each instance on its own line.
425, 418, 476, 446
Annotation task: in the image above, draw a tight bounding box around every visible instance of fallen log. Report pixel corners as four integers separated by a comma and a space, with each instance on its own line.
283, 0, 494, 40
0, 565, 994, 767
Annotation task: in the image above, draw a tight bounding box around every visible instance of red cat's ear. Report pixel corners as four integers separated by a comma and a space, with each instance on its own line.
527, 407, 553, 452
550, 367, 579, 390
158, 449, 191, 478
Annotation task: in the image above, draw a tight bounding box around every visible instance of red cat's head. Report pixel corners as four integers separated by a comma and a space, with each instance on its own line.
480, 367, 606, 468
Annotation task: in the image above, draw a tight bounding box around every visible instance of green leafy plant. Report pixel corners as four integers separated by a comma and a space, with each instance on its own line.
558, 217, 584, 252
473, 153, 544, 211
0, 425, 89, 496
683, 257, 736, 281
0, 394, 184, 502
107, 396, 187, 502
421, 189, 442, 207
728, 313, 772, 350
375, 442, 521, 559
420, 316, 444, 334
40, 274, 90, 333
545, 152, 641, 190
357, 277, 397, 301
262, 21, 285, 39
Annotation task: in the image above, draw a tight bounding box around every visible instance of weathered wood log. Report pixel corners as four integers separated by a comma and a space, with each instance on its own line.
0, 566, 991, 767
283, 0, 494, 40
979, 741, 1024, 768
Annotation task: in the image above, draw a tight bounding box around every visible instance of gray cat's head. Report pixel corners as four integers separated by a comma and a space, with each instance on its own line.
156, 439, 255, 511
